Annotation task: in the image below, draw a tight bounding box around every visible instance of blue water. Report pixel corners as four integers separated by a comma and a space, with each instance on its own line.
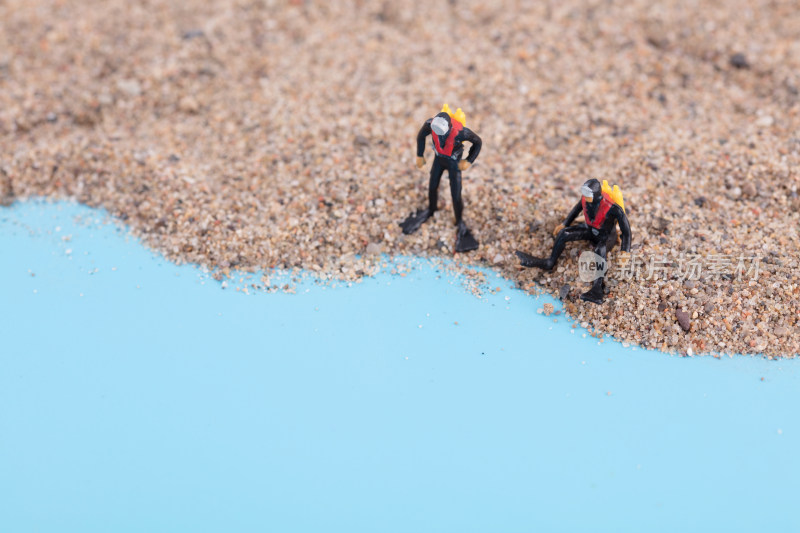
1, 200, 798, 532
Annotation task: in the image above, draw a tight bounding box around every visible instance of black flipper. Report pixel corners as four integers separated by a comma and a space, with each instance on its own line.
399, 208, 432, 235
455, 223, 479, 253
580, 279, 605, 304
515, 250, 548, 269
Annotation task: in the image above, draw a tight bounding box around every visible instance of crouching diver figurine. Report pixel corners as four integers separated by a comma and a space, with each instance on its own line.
515, 179, 631, 304
400, 104, 482, 253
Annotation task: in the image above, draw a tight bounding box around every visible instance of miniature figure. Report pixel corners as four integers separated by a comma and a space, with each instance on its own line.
515, 179, 631, 304
400, 104, 482, 253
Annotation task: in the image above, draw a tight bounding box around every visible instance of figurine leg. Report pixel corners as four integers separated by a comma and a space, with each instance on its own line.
447, 164, 478, 252
428, 158, 445, 215
448, 162, 464, 226
605, 230, 618, 252
399, 159, 445, 235
516, 225, 592, 270
580, 239, 608, 304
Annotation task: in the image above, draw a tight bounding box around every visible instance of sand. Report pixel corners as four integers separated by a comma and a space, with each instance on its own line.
2, 0, 799, 357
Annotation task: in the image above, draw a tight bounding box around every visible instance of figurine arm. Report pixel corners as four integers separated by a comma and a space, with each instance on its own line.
563, 201, 583, 226
462, 128, 482, 164
615, 207, 632, 252
416, 120, 432, 158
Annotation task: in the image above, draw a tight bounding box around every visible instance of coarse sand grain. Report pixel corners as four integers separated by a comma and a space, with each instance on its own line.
2, 0, 799, 356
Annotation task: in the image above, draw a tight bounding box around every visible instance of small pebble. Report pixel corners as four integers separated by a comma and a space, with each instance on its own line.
178, 96, 199, 114
756, 115, 774, 127
676, 310, 692, 332
558, 284, 570, 300
116, 78, 142, 96
729, 53, 750, 69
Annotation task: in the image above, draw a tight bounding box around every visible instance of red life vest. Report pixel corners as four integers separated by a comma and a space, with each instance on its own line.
431, 120, 463, 158
582, 193, 615, 229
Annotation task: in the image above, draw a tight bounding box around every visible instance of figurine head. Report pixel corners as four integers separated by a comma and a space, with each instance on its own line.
431, 112, 451, 136
581, 179, 602, 203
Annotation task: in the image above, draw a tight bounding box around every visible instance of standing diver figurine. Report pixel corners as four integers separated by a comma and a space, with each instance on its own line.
515, 179, 632, 304
400, 104, 482, 253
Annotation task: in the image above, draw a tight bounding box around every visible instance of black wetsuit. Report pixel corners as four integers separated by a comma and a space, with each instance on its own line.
416, 119, 482, 225
516, 188, 632, 303
544, 199, 632, 271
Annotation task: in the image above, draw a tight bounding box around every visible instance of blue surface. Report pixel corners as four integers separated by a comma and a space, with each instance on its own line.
1, 200, 798, 532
